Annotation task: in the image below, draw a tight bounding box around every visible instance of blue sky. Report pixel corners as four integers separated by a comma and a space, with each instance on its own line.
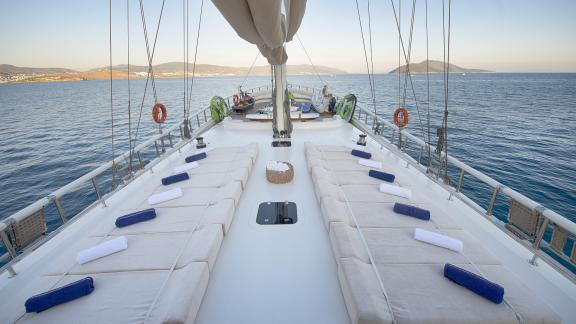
0, 0, 575, 72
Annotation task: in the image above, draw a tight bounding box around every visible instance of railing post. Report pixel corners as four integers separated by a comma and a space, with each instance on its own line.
1, 227, 16, 258
168, 132, 173, 147
52, 196, 67, 224
91, 177, 102, 200
417, 145, 423, 164
196, 114, 201, 128
530, 216, 550, 265
486, 185, 501, 216
203, 110, 207, 122
154, 141, 160, 157
137, 151, 144, 169
456, 169, 465, 192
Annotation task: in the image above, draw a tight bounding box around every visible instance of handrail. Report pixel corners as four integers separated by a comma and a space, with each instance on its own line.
0, 104, 215, 273
350, 102, 576, 280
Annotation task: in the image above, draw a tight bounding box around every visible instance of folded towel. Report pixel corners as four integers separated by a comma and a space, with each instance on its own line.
369, 170, 395, 183
379, 183, 412, 199
162, 172, 189, 186
444, 263, 504, 304
393, 203, 430, 220
358, 159, 382, 169
115, 209, 156, 228
148, 187, 183, 205
185, 152, 207, 163
351, 149, 372, 159
266, 160, 289, 172
173, 161, 199, 173
25, 277, 95, 313
414, 228, 463, 252
76, 236, 128, 265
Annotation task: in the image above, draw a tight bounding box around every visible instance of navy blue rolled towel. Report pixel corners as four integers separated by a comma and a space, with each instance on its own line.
185, 152, 207, 163
444, 263, 504, 304
25, 277, 95, 313
115, 208, 157, 228
369, 170, 395, 183
351, 149, 372, 159
161, 172, 190, 186
393, 203, 430, 220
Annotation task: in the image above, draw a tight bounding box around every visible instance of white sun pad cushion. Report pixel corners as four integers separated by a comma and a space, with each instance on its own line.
20, 262, 210, 324
320, 198, 461, 230
338, 259, 560, 324
42, 224, 223, 276
329, 223, 500, 265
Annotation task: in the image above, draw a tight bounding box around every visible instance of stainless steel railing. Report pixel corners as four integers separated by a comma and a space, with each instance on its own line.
350, 103, 576, 281
0, 105, 215, 275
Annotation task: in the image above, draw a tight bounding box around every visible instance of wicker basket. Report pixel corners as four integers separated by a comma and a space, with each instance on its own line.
266, 162, 294, 184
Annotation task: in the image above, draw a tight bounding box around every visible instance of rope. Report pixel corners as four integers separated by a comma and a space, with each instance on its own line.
185, 0, 204, 119
127, 0, 133, 174
240, 51, 260, 89
132, 0, 166, 146
400, 0, 417, 109
366, 0, 377, 115
388, 0, 428, 146
295, 34, 326, 86
353, 0, 377, 115
109, 0, 116, 186
441, 0, 451, 181
183, 0, 187, 119
425, 0, 431, 169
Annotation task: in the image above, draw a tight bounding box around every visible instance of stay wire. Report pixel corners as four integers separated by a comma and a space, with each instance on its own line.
389, 0, 428, 145
425, 0, 431, 168
109, 0, 116, 179
185, 0, 204, 119
240, 51, 260, 89
367, 0, 376, 114
400, 0, 417, 109
295, 34, 326, 86
133, 0, 166, 146
353, 0, 377, 115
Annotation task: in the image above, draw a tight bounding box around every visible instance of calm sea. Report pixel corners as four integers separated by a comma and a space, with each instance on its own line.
0, 73, 574, 257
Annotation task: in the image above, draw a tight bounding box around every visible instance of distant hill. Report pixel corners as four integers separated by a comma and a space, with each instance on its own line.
389, 60, 491, 74
0, 64, 77, 74
0, 63, 346, 84
92, 62, 346, 76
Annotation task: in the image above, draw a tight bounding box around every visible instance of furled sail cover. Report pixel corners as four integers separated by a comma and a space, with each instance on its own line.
211, 0, 307, 65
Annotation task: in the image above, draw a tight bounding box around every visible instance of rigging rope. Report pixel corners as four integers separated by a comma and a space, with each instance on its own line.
400, 0, 417, 109
425, 0, 431, 169
240, 51, 260, 89
366, 0, 376, 114
132, 0, 166, 146
353, 0, 378, 115
295, 34, 327, 86
441, 0, 452, 181
185, 0, 204, 119
388, 0, 428, 145
127, 0, 133, 174
109, 0, 116, 185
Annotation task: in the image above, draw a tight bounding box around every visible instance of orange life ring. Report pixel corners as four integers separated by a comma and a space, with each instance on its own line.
233, 95, 240, 106
152, 103, 167, 124
394, 107, 409, 128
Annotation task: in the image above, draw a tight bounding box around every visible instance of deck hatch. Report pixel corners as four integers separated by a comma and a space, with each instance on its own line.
257, 201, 297, 225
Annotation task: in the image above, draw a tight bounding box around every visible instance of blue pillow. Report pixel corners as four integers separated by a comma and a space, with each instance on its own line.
351, 149, 371, 159
444, 263, 504, 304
393, 203, 430, 220
25, 277, 95, 313
115, 208, 157, 228
185, 152, 207, 163
161, 172, 189, 186
368, 170, 395, 183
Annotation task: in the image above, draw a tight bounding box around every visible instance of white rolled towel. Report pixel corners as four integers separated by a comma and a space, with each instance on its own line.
173, 161, 199, 174
379, 183, 412, 199
414, 228, 463, 252
358, 158, 382, 169
76, 236, 128, 265
148, 187, 183, 205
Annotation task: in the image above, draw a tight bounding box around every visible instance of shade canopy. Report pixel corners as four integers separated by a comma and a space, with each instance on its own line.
212, 0, 307, 65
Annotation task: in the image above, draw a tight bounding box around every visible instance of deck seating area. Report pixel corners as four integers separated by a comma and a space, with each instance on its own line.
5, 143, 258, 324
304, 142, 560, 324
